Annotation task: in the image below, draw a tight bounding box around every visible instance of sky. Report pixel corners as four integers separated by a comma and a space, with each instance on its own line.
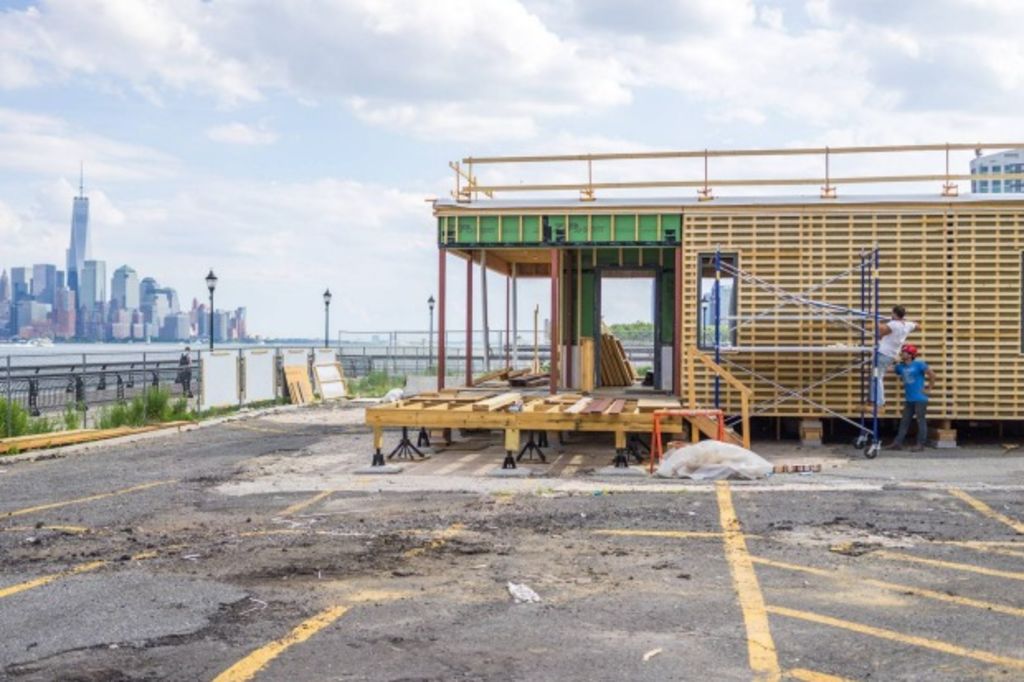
1, 0, 1022, 339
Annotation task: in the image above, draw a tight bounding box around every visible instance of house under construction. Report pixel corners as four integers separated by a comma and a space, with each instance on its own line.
366, 142, 1024, 466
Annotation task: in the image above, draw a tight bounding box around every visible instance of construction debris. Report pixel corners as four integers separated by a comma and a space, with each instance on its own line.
507, 582, 541, 604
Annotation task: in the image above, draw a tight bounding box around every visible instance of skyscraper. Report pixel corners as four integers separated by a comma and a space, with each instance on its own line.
31, 264, 57, 306
79, 260, 106, 314
0, 269, 8, 303
111, 265, 140, 310
66, 166, 91, 297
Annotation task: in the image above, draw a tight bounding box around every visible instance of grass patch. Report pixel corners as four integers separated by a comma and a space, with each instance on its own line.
1, 398, 59, 438
96, 388, 194, 429
349, 372, 405, 398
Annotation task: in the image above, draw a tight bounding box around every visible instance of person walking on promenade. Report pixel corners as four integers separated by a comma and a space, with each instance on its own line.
876, 305, 918, 405
888, 343, 935, 452
178, 346, 194, 398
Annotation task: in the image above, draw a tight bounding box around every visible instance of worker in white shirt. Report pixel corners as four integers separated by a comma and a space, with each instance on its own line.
875, 305, 918, 405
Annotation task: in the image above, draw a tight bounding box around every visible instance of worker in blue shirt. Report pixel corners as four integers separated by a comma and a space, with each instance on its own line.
888, 344, 936, 451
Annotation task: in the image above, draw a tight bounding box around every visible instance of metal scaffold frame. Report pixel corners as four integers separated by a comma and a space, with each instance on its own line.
709, 246, 882, 458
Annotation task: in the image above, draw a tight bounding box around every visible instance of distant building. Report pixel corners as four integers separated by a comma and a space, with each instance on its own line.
54, 286, 76, 339
213, 310, 230, 342
66, 168, 91, 298
79, 259, 106, 314
971, 149, 1024, 194
160, 312, 191, 341
0, 269, 9, 303
111, 265, 140, 310
10, 267, 28, 301
234, 306, 247, 340
16, 300, 52, 336
31, 264, 57, 306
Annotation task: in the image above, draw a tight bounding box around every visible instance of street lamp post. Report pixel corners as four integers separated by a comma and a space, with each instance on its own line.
428, 295, 435, 369
323, 288, 332, 349
205, 269, 217, 351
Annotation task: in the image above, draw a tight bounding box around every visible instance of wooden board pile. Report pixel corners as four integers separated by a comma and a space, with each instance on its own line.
600, 333, 637, 387
284, 366, 315, 405
474, 367, 548, 388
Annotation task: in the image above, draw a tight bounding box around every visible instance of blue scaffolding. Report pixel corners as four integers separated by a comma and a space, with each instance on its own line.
709, 246, 882, 458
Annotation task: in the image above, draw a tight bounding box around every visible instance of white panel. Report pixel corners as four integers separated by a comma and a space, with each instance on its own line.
281, 348, 309, 367
200, 351, 239, 409
660, 345, 673, 391
243, 349, 276, 403
313, 364, 346, 401
313, 348, 337, 366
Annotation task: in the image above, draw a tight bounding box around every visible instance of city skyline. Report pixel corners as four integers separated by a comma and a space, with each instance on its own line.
1, 175, 251, 342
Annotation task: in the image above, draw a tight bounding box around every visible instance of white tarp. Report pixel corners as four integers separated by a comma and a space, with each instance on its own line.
242, 349, 276, 403
200, 351, 239, 410
281, 348, 309, 368
313, 348, 337, 367
654, 441, 773, 480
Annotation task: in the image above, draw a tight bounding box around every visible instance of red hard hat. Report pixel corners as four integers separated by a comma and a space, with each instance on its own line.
901, 343, 918, 356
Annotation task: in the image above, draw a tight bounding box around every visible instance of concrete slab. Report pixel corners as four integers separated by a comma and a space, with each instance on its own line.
595, 466, 648, 478
487, 467, 533, 477
353, 464, 404, 475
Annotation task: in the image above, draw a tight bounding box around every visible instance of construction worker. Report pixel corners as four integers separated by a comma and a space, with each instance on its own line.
875, 305, 918, 405
888, 343, 935, 451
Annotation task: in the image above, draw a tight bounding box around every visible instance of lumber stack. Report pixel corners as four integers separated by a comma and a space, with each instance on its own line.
599, 333, 636, 387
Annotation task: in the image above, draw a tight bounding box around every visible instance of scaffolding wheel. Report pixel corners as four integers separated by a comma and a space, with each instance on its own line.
863, 441, 880, 459
853, 433, 868, 449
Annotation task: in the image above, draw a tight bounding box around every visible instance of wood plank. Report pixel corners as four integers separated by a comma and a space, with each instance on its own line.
585, 398, 613, 414
605, 399, 627, 415
637, 398, 683, 413
471, 392, 522, 412
564, 398, 592, 414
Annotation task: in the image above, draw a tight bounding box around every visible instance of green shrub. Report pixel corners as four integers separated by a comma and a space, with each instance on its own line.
144, 388, 171, 421
349, 372, 404, 397
0, 398, 30, 437
63, 403, 82, 431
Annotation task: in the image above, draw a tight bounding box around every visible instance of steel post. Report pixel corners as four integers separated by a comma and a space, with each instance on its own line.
550, 248, 560, 394
466, 252, 474, 386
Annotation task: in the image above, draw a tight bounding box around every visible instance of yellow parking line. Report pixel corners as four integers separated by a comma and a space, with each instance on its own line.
936, 542, 1024, 560
752, 555, 1024, 618
212, 605, 349, 682
1, 480, 175, 519
948, 488, 1024, 534
592, 529, 725, 539
874, 550, 1024, 581
0, 524, 90, 534
403, 523, 465, 558
0, 560, 107, 600
768, 605, 1024, 671
716, 481, 781, 681
787, 669, 854, 682
279, 490, 333, 517
434, 454, 480, 475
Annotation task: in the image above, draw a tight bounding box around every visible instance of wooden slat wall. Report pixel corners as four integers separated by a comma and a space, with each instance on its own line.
681, 207, 955, 419
948, 211, 1023, 418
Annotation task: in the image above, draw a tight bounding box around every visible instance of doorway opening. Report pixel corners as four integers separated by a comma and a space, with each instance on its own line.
593, 267, 662, 391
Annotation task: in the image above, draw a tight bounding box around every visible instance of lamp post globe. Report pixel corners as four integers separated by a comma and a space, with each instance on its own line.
205, 269, 217, 351
323, 288, 332, 349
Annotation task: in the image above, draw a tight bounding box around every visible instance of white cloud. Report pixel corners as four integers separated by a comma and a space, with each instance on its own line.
206, 122, 278, 146
0, 107, 177, 182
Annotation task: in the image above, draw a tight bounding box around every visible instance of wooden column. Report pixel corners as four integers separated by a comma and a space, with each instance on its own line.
505, 274, 511, 368
437, 249, 446, 391
673, 246, 683, 397
466, 252, 473, 387
550, 248, 560, 394
565, 250, 573, 388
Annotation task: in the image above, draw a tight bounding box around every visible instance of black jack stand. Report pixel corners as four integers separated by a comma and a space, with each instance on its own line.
627, 434, 649, 462
502, 450, 518, 469
388, 426, 425, 460
517, 431, 548, 463
417, 427, 431, 448
613, 448, 630, 468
